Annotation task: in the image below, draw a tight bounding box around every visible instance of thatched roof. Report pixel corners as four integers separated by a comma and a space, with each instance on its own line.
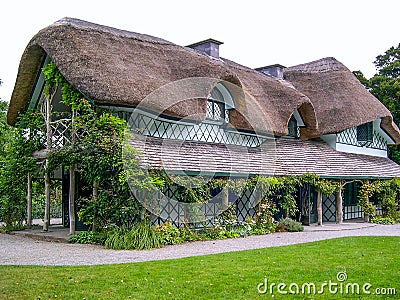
7, 17, 317, 139
284, 57, 400, 143
8, 18, 400, 144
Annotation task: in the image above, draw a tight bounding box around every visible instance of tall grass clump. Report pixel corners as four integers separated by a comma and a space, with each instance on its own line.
104, 222, 164, 250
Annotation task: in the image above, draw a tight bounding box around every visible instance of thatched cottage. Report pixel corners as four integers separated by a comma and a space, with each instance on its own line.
7, 18, 400, 229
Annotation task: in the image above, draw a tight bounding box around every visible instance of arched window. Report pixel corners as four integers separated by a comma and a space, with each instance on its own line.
288, 115, 299, 138
206, 82, 234, 123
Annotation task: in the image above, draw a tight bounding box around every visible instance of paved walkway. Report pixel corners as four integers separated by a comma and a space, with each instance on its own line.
1, 223, 399, 266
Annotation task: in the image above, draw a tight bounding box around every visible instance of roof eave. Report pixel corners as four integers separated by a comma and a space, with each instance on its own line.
7, 44, 46, 126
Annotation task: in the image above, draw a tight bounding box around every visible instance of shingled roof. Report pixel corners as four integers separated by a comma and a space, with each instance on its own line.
284, 57, 400, 143
130, 135, 400, 179
7, 17, 317, 139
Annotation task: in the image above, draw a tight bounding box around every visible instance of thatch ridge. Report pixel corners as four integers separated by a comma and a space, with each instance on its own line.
53, 17, 173, 45
285, 57, 348, 73
284, 57, 400, 143
7, 17, 316, 139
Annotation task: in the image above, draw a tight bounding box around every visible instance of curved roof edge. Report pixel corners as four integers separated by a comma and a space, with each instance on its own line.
7, 17, 314, 139
284, 57, 400, 144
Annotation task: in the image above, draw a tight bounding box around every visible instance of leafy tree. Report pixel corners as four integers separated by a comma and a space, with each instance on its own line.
354, 43, 400, 163
0, 89, 42, 227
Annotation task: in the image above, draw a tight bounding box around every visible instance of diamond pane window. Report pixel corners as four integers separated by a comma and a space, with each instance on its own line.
288, 115, 299, 138
206, 101, 214, 119
206, 82, 234, 123
206, 100, 225, 121
224, 110, 230, 123
357, 122, 373, 145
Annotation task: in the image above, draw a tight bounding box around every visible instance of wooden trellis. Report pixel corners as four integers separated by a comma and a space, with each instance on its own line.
50, 118, 73, 148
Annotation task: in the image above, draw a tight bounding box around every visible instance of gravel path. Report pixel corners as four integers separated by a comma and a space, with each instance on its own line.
1, 224, 399, 266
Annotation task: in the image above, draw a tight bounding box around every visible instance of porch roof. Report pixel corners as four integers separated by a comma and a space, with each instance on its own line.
128, 135, 400, 179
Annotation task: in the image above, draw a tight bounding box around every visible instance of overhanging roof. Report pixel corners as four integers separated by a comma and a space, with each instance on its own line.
128, 135, 400, 179
8, 18, 400, 144
284, 57, 400, 143
7, 18, 316, 139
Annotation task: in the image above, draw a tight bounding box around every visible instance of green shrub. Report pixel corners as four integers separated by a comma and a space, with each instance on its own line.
104, 222, 165, 250
370, 216, 396, 225
68, 231, 107, 245
155, 222, 204, 244
179, 227, 203, 242
0, 223, 26, 233
155, 221, 181, 245
276, 218, 304, 232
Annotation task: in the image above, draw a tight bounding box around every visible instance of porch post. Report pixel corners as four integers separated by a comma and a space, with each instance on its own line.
364, 197, 370, 223
364, 180, 370, 223
317, 190, 323, 226
335, 190, 343, 224
44, 172, 51, 231
69, 109, 76, 235
26, 173, 33, 228
43, 92, 52, 231
69, 164, 76, 235
222, 187, 229, 211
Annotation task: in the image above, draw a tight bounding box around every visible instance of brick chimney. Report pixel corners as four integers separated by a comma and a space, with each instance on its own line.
186, 39, 223, 58
255, 64, 286, 79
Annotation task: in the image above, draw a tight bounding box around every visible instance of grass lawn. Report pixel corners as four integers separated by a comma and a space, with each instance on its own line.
0, 236, 399, 299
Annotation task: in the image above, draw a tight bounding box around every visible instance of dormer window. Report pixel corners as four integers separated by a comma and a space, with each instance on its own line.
206, 99, 225, 121
207, 82, 234, 123
357, 122, 373, 146
288, 115, 299, 138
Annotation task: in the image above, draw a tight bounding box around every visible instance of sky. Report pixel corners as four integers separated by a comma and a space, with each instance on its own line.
0, 0, 399, 101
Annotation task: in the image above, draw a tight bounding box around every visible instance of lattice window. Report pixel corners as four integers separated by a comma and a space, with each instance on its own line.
206, 99, 225, 121
235, 188, 257, 222
343, 182, 364, 220
372, 131, 387, 150
322, 194, 336, 222
129, 112, 267, 147
206, 83, 233, 123
288, 115, 299, 138
150, 185, 258, 228
337, 127, 357, 145
357, 122, 373, 146
336, 125, 387, 150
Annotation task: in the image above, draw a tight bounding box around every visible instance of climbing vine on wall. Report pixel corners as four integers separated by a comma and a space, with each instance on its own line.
358, 179, 400, 221
41, 61, 141, 229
